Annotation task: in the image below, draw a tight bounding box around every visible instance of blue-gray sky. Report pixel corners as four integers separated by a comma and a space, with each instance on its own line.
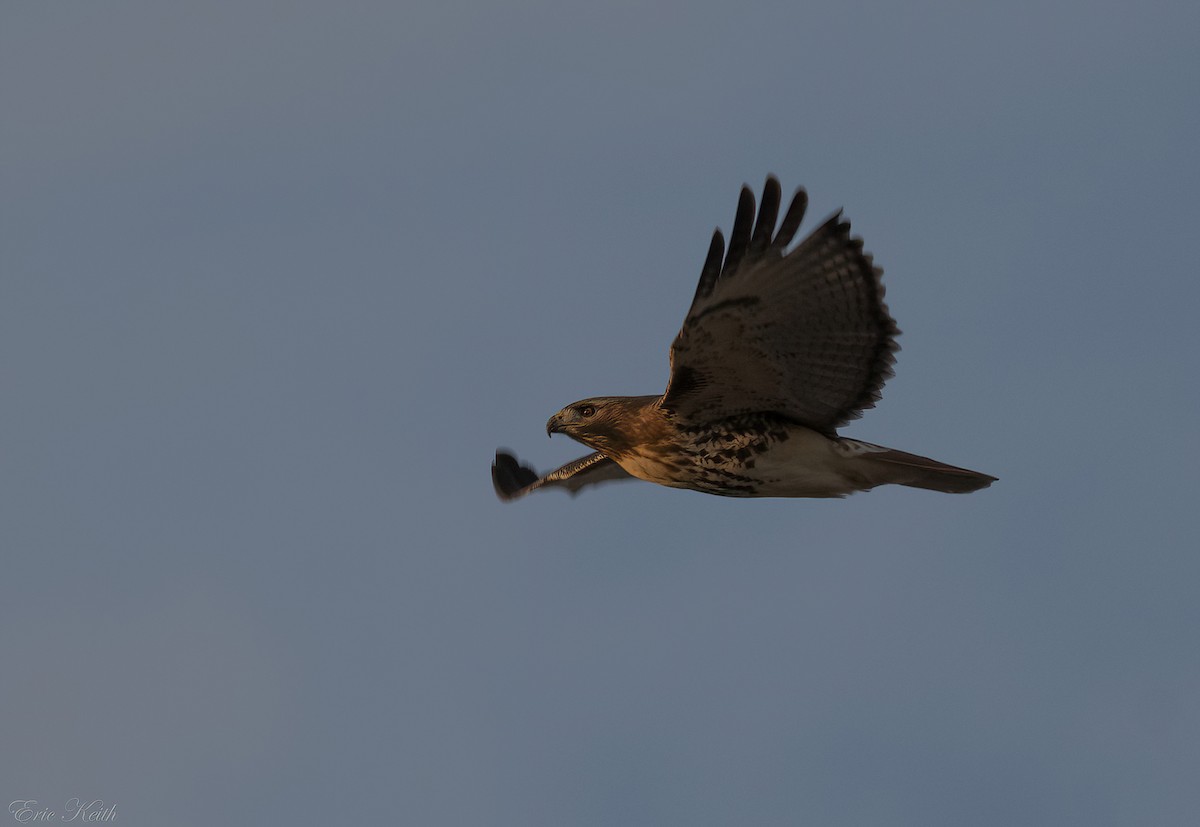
3, 2, 1198, 825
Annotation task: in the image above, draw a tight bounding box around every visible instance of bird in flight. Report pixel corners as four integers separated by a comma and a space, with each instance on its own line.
493, 177, 996, 501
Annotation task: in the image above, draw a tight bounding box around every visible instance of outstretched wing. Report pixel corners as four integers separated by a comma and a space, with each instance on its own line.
492, 450, 635, 501
660, 177, 900, 433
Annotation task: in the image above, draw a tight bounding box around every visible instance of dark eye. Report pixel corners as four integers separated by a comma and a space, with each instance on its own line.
578, 405, 596, 417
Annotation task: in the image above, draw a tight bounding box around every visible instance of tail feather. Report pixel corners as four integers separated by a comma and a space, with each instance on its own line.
855, 444, 997, 494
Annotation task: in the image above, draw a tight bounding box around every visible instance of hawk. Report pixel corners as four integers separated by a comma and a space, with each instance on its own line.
493, 177, 996, 501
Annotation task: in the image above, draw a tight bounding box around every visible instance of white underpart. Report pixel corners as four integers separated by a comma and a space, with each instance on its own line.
739, 427, 878, 497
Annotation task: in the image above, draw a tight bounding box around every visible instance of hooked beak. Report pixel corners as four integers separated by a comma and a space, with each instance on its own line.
546, 413, 563, 437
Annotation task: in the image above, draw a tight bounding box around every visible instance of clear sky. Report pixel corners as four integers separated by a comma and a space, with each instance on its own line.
3, 2, 1198, 825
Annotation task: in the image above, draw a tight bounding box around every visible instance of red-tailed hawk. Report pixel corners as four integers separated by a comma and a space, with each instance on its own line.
493, 177, 996, 500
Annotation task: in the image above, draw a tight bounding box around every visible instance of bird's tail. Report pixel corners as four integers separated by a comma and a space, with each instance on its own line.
854, 443, 997, 494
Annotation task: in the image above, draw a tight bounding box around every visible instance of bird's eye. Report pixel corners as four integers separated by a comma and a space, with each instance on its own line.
578, 405, 596, 417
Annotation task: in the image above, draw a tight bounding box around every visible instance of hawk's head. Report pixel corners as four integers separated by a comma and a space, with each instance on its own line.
546, 396, 661, 454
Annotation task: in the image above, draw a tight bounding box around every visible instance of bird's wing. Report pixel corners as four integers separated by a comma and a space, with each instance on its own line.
660, 176, 900, 433
492, 450, 635, 501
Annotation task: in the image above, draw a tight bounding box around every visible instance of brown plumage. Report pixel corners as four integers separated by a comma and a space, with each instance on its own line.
493, 177, 996, 501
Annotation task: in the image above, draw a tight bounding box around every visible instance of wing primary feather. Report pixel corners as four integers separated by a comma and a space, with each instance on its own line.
810, 209, 846, 241
722, 185, 756, 275
771, 187, 808, 251
750, 176, 781, 253
692, 228, 726, 302
492, 451, 541, 500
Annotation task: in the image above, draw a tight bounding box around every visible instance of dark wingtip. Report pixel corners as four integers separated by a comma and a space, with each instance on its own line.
692, 228, 726, 302
772, 185, 808, 251
492, 450, 538, 501
750, 176, 782, 253
722, 185, 757, 274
